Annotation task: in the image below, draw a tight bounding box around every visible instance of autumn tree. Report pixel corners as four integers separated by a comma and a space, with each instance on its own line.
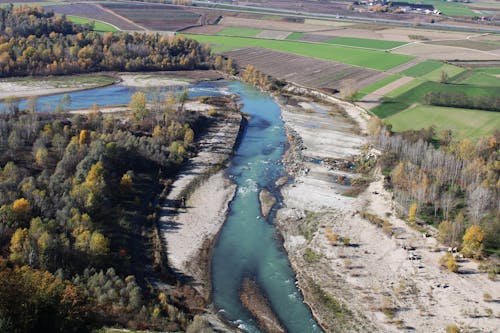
130, 92, 149, 121
12, 198, 31, 223
461, 225, 484, 259
407, 203, 417, 223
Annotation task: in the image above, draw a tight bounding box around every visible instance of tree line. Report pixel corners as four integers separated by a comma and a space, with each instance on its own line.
424, 91, 500, 112
0, 6, 214, 77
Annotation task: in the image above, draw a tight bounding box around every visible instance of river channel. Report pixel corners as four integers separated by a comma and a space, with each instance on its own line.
5, 80, 322, 333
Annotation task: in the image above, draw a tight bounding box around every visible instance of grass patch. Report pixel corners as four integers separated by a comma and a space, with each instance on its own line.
216, 26, 262, 37
406, 0, 478, 16
401, 60, 442, 77
476, 67, 500, 75
184, 34, 414, 70
374, 81, 499, 118
303, 248, 322, 263
356, 74, 402, 99
385, 105, 500, 140
324, 37, 406, 50
286, 31, 305, 40
458, 72, 500, 87
385, 78, 423, 98
66, 15, 119, 33
422, 64, 465, 82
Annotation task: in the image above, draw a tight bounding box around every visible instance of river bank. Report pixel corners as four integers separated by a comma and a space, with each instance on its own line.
158, 107, 243, 291
275, 85, 500, 332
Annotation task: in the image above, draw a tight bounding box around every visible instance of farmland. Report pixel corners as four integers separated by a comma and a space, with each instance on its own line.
372, 81, 500, 118
385, 105, 500, 139
100, 3, 201, 31
216, 26, 262, 37
224, 47, 381, 91
356, 74, 402, 99
44, 3, 142, 31
183, 34, 414, 70
323, 37, 406, 50
66, 15, 119, 33
401, 60, 442, 77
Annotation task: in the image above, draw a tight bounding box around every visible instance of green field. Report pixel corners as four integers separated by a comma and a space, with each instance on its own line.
373, 81, 499, 118
216, 26, 262, 37
401, 60, 443, 77
356, 74, 402, 99
476, 67, 500, 75
457, 72, 500, 86
386, 105, 500, 139
184, 34, 414, 71
286, 32, 305, 40
67, 15, 119, 33
406, 0, 478, 16
324, 37, 406, 50
422, 63, 465, 81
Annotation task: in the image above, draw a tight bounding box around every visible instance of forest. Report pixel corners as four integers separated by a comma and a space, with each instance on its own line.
369, 119, 499, 274
0, 5, 219, 333
0, 5, 213, 77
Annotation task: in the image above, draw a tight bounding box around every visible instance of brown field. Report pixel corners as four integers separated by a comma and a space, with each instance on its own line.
101, 3, 201, 31
219, 16, 327, 32
255, 30, 291, 39
314, 27, 471, 42
44, 3, 143, 31
224, 47, 382, 91
393, 43, 500, 60
299, 33, 334, 42
426, 39, 500, 51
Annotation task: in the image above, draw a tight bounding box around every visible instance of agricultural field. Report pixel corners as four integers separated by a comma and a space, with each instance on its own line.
66, 15, 118, 33
426, 39, 500, 51
356, 74, 402, 99
100, 3, 201, 31
184, 34, 414, 70
216, 27, 262, 37
453, 71, 500, 86
224, 47, 381, 91
385, 105, 500, 139
372, 81, 499, 118
476, 67, 500, 75
401, 60, 443, 77
323, 37, 406, 50
43, 3, 142, 30
393, 43, 500, 60
406, 0, 479, 16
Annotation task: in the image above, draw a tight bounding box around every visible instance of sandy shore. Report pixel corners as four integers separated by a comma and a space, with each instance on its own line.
276, 88, 500, 332
159, 110, 243, 284
0, 75, 116, 100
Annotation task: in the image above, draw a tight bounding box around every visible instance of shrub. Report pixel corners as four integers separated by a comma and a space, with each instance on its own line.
303, 248, 322, 263
446, 324, 460, 333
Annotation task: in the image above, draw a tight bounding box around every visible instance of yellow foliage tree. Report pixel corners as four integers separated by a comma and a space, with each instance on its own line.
12, 198, 30, 221
120, 173, 133, 193
461, 225, 484, 259
85, 161, 105, 192
89, 231, 109, 256
79, 130, 90, 145
130, 91, 148, 121
408, 203, 417, 223
9, 228, 30, 264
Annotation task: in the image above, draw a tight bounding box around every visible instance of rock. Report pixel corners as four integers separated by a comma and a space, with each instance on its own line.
275, 176, 289, 187
259, 189, 277, 218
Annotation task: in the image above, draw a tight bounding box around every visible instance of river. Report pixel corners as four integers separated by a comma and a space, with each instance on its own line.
5, 80, 322, 333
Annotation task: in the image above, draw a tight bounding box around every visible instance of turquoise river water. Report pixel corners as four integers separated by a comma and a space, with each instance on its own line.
5, 80, 322, 333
